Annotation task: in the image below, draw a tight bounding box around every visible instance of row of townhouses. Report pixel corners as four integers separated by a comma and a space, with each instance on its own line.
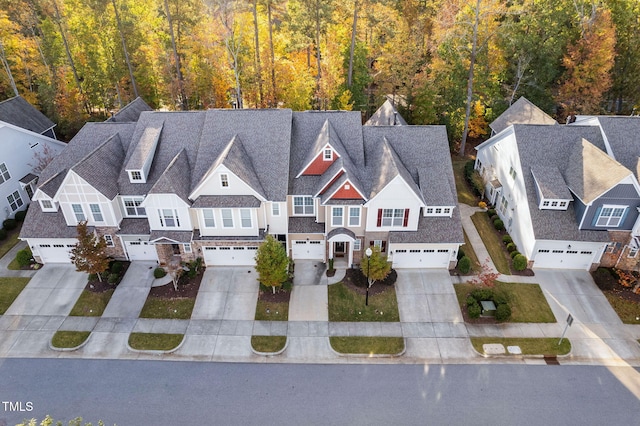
17, 100, 465, 269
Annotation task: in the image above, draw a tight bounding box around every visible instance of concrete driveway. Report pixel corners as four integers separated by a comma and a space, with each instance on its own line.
102, 261, 156, 318
290, 261, 328, 321
4, 264, 87, 316
191, 267, 259, 320
395, 270, 462, 323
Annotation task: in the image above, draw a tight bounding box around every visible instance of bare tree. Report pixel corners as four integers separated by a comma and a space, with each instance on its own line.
252, 0, 263, 106
347, 0, 359, 88
111, 0, 139, 98
0, 40, 19, 97
459, 0, 481, 157
164, 0, 187, 110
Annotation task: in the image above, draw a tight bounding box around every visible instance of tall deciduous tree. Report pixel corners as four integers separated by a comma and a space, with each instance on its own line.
360, 246, 391, 288
255, 235, 288, 294
70, 221, 109, 282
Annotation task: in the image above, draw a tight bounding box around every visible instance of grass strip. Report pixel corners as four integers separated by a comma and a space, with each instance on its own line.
69, 289, 115, 317
471, 212, 511, 274
251, 335, 287, 353
604, 293, 640, 324
330, 336, 404, 355
139, 297, 194, 319
461, 230, 481, 273
128, 333, 183, 351
452, 158, 478, 206
471, 337, 571, 356
255, 300, 289, 321
328, 282, 399, 322
0, 277, 30, 314
51, 331, 91, 349
0, 228, 20, 260
454, 281, 556, 323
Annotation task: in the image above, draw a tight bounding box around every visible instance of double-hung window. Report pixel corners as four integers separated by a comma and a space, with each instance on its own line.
7, 191, 23, 212
159, 209, 179, 227
293, 196, 314, 215
72, 204, 85, 222
382, 209, 404, 226
272, 203, 280, 216
500, 196, 509, 215
104, 235, 114, 247
596, 205, 626, 227
123, 197, 146, 217
0, 163, 10, 184
90, 204, 103, 222
240, 209, 252, 228
349, 207, 360, 227
203, 209, 215, 228
222, 209, 234, 228
220, 174, 229, 188
332, 207, 343, 227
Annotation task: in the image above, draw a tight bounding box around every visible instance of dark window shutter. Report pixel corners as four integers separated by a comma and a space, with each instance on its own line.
403, 209, 409, 227
382, 241, 386, 252
369, 241, 374, 246
377, 209, 382, 227
591, 207, 602, 227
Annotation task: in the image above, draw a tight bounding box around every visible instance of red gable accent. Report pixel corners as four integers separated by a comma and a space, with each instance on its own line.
330, 181, 363, 200
317, 170, 344, 195
301, 150, 337, 175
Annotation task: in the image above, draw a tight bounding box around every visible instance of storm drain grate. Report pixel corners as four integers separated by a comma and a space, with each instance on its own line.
544, 355, 560, 365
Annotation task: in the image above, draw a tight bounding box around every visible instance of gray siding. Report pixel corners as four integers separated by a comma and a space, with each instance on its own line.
573, 196, 586, 225
580, 184, 640, 230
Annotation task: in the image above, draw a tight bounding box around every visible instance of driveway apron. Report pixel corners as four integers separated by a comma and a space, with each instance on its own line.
289, 261, 328, 322
191, 267, 259, 320
102, 261, 156, 318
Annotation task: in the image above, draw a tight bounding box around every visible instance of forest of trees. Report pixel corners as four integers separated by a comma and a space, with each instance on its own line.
1, 0, 639, 143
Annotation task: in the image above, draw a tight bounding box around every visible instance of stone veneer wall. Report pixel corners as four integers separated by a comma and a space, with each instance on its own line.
95, 227, 127, 260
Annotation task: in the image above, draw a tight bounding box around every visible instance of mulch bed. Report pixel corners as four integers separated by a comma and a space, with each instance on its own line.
592, 268, 640, 303
148, 269, 204, 299
341, 268, 397, 296
258, 287, 291, 304
85, 261, 131, 293
458, 299, 499, 324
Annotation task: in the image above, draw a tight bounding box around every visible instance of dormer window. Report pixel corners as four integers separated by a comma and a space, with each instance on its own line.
539, 198, 571, 211
323, 148, 332, 161
220, 174, 229, 188
130, 171, 142, 181
40, 199, 54, 211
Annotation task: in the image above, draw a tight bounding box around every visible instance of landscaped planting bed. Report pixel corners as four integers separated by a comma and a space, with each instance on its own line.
592, 268, 640, 324
139, 264, 203, 320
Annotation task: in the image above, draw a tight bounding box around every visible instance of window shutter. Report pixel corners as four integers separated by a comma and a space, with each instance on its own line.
591, 207, 602, 227
403, 209, 409, 227
377, 209, 382, 227
619, 207, 630, 227
382, 241, 386, 252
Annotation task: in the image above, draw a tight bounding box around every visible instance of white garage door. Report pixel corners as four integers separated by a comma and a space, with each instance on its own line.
125, 241, 158, 261
203, 246, 258, 266
392, 248, 451, 269
534, 248, 595, 270
291, 240, 324, 260
36, 241, 75, 263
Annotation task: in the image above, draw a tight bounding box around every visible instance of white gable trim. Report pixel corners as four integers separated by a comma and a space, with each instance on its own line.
323, 177, 367, 202
189, 164, 266, 202
314, 167, 345, 197
0, 121, 66, 147
364, 175, 425, 207
295, 143, 341, 178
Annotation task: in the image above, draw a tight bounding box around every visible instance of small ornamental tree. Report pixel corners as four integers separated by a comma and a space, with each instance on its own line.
70, 221, 109, 282
255, 235, 289, 294
360, 246, 391, 288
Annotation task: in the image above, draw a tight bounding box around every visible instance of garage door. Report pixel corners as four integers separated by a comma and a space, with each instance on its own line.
203, 246, 258, 266
291, 240, 324, 260
36, 241, 75, 263
392, 248, 451, 268
533, 248, 595, 270
125, 241, 158, 261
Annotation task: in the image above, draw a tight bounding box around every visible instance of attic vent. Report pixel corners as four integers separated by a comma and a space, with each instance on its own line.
345, 184, 350, 190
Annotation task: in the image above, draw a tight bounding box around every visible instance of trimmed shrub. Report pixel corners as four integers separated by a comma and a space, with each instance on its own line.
510, 250, 521, 259
3, 219, 17, 230
16, 248, 32, 267
88, 273, 98, 281
493, 219, 504, 231
502, 235, 512, 244
471, 288, 493, 301
492, 292, 508, 306
506, 242, 516, 252
487, 208, 496, 217
466, 295, 477, 307
14, 210, 27, 222
153, 267, 167, 279
187, 266, 198, 278
110, 261, 124, 274
0, 229, 6, 240
468, 302, 481, 319
490, 214, 499, 222
495, 304, 512, 321
457, 248, 466, 260
464, 160, 475, 180
107, 273, 119, 284
458, 256, 471, 274
513, 254, 527, 271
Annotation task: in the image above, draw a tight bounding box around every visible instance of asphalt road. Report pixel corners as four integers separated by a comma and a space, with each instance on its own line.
1, 359, 638, 425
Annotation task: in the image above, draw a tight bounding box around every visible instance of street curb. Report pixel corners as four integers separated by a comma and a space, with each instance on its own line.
48, 331, 92, 352
126, 333, 186, 355
328, 337, 407, 358
250, 336, 289, 356
470, 339, 573, 359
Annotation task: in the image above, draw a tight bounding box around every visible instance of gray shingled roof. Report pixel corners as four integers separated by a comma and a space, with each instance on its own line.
297, 119, 352, 177
38, 171, 66, 198
418, 168, 456, 206
314, 157, 345, 196
594, 116, 640, 179
150, 230, 193, 243
490, 97, 557, 134
19, 208, 90, 239
531, 165, 573, 200
191, 195, 261, 208
193, 229, 266, 241
288, 217, 325, 234
320, 172, 366, 204
0, 96, 55, 134
148, 149, 192, 204
327, 227, 356, 239
564, 138, 631, 204
106, 97, 153, 123
117, 218, 150, 235
19, 173, 38, 184
365, 99, 408, 126
390, 213, 464, 244
125, 119, 163, 170
511, 124, 611, 241
71, 134, 126, 199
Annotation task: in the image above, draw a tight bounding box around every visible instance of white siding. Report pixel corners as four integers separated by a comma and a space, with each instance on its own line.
57, 171, 119, 227
195, 207, 259, 237
190, 164, 265, 200
143, 194, 192, 231
365, 176, 422, 232
266, 202, 288, 234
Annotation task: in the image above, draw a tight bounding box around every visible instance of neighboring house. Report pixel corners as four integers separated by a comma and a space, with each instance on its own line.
0, 97, 66, 220
475, 121, 640, 270
106, 97, 153, 123
365, 98, 408, 126
20, 107, 463, 269
489, 97, 557, 136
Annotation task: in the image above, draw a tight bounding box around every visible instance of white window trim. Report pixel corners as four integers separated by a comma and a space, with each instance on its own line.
323, 148, 332, 161
40, 199, 56, 212
222, 209, 234, 228
272, 203, 280, 216
220, 173, 229, 188
129, 170, 143, 182
7, 191, 23, 212
373, 240, 382, 249
353, 239, 361, 251
183, 243, 192, 253
72, 204, 85, 222
203, 209, 216, 228
349, 207, 360, 227
332, 207, 344, 227
381, 208, 405, 227
104, 235, 114, 247
90, 204, 104, 223
595, 205, 627, 228
293, 196, 314, 216
240, 209, 252, 228
0, 163, 11, 184
158, 209, 180, 228
122, 196, 146, 217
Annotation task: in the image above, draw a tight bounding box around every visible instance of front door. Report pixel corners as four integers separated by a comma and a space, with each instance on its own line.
334, 242, 346, 257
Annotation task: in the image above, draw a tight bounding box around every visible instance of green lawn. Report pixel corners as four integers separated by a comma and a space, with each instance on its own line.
51, 331, 91, 349
454, 281, 556, 323
255, 299, 289, 321
461, 230, 481, 273
128, 333, 183, 351
7, 258, 21, 270
604, 293, 640, 324
471, 337, 571, 356
470, 212, 511, 274
251, 335, 287, 353
328, 282, 399, 322
452, 158, 478, 206
69, 289, 115, 317
139, 297, 195, 319
0, 277, 30, 314
0, 227, 21, 260
330, 337, 405, 355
